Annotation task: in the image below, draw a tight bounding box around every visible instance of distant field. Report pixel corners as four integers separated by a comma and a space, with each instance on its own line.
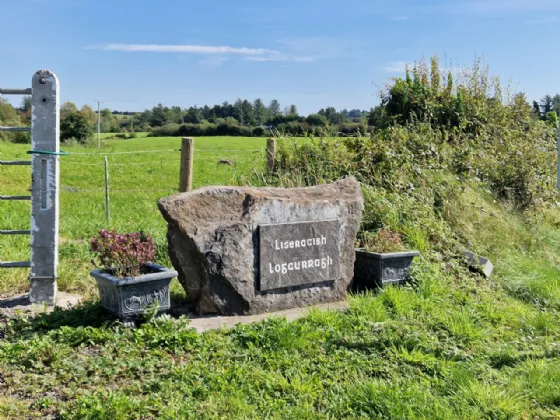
0, 136, 267, 296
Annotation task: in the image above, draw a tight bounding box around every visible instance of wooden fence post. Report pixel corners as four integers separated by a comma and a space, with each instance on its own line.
179, 137, 194, 192
266, 137, 276, 174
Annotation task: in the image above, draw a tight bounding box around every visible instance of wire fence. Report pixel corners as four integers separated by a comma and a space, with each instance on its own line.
1, 138, 271, 233
56, 147, 265, 190
50, 144, 268, 226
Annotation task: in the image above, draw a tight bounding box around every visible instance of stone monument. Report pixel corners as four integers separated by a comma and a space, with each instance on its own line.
158, 177, 363, 315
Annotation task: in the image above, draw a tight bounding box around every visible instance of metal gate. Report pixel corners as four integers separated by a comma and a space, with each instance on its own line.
0, 70, 60, 305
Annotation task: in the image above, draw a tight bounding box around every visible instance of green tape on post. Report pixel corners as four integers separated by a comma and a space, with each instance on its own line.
27, 150, 69, 156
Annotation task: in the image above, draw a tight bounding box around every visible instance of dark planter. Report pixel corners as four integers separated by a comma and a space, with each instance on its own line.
90, 263, 178, 325
352, 249, 420, 291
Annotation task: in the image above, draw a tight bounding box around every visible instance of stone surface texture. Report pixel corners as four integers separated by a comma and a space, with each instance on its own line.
464, 251, 494, 278
158, 177, 364, 315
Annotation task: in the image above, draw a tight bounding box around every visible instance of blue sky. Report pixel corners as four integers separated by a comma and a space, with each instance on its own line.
1, 0, 559, 115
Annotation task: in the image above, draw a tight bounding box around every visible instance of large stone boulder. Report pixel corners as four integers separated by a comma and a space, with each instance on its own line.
158, 177, 363, 315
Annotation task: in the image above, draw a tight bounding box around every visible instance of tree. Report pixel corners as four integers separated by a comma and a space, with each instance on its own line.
367, 106, 385, 127
319, 107, 343, 124
169, 106, 182, 124
268, 99, 281, 116
0, 98, 27, 142
233, 99, 244, 125
184, 107, 202, 124
150, 103, 168, 127
532, 101, 541, 117
288, 104, 298, 117
18, 96, 32, 123
553, 94, 560, 117
61, 101, 78, 120
19, 96, 32, 113
546, 111, 558, 128
221, 101, 234, 119
80, 105, 97, 125
306, 113, 328, 126
100, 108, 117, 132
61, 112, 93, 143
539, 95, 554, 115
253, 98, 268, 125
241, 100, 254, 125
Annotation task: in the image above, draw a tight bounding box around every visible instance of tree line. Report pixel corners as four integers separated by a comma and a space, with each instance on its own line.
0, 96, 369, 143
1, 74, 559, 143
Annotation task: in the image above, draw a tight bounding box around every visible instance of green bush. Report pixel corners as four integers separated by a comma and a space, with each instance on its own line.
252, 126, 267, 137
60, 112, 94, 144
10, 131, 31, 144
273, 56, 559, 263
148, 122, 366, 138
149, 123, 181, 137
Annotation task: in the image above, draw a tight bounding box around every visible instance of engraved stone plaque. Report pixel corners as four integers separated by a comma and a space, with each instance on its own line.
259, 220, 340, 291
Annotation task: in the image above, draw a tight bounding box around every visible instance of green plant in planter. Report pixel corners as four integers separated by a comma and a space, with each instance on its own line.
354, 228, 420, 291
90, 230, 177, 326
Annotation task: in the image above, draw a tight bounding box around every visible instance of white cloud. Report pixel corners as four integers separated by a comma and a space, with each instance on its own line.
88, 43, 315, 63
89, 43, 279, 56
391, 15, 409, 21
382, 61, 409, 73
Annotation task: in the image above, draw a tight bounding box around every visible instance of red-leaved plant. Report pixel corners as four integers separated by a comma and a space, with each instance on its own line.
91, 229, 156, 278
357, 228, 406, 253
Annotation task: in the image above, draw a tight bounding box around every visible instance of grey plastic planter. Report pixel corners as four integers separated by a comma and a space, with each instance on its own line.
352, 249, 420, 291
90, 263, 178, 325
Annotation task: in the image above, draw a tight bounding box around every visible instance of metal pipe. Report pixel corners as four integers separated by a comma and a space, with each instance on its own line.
0, 196, 31, 201
0, 126, 31, 132
0, 261, 31, 268
0, 230, 31, 235
0, 88, 32, 95
0, 160, 32, 166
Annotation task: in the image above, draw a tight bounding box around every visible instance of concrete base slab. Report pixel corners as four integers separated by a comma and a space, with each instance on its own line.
0, 292, 83, 318
185, 301, 348, 333
0, 293, 346, 333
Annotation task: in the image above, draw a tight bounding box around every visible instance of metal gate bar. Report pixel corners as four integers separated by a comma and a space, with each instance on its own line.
0, 195, 31, 201
0, 126, 31, 132
0, 161, 32, 166
0, 230, 32, 235
0, 88, 32, 95
0, 261, 31, 268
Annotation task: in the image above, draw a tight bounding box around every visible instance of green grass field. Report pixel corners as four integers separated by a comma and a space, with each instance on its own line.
0, 136, 267, 297
2, 136, 560, 418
